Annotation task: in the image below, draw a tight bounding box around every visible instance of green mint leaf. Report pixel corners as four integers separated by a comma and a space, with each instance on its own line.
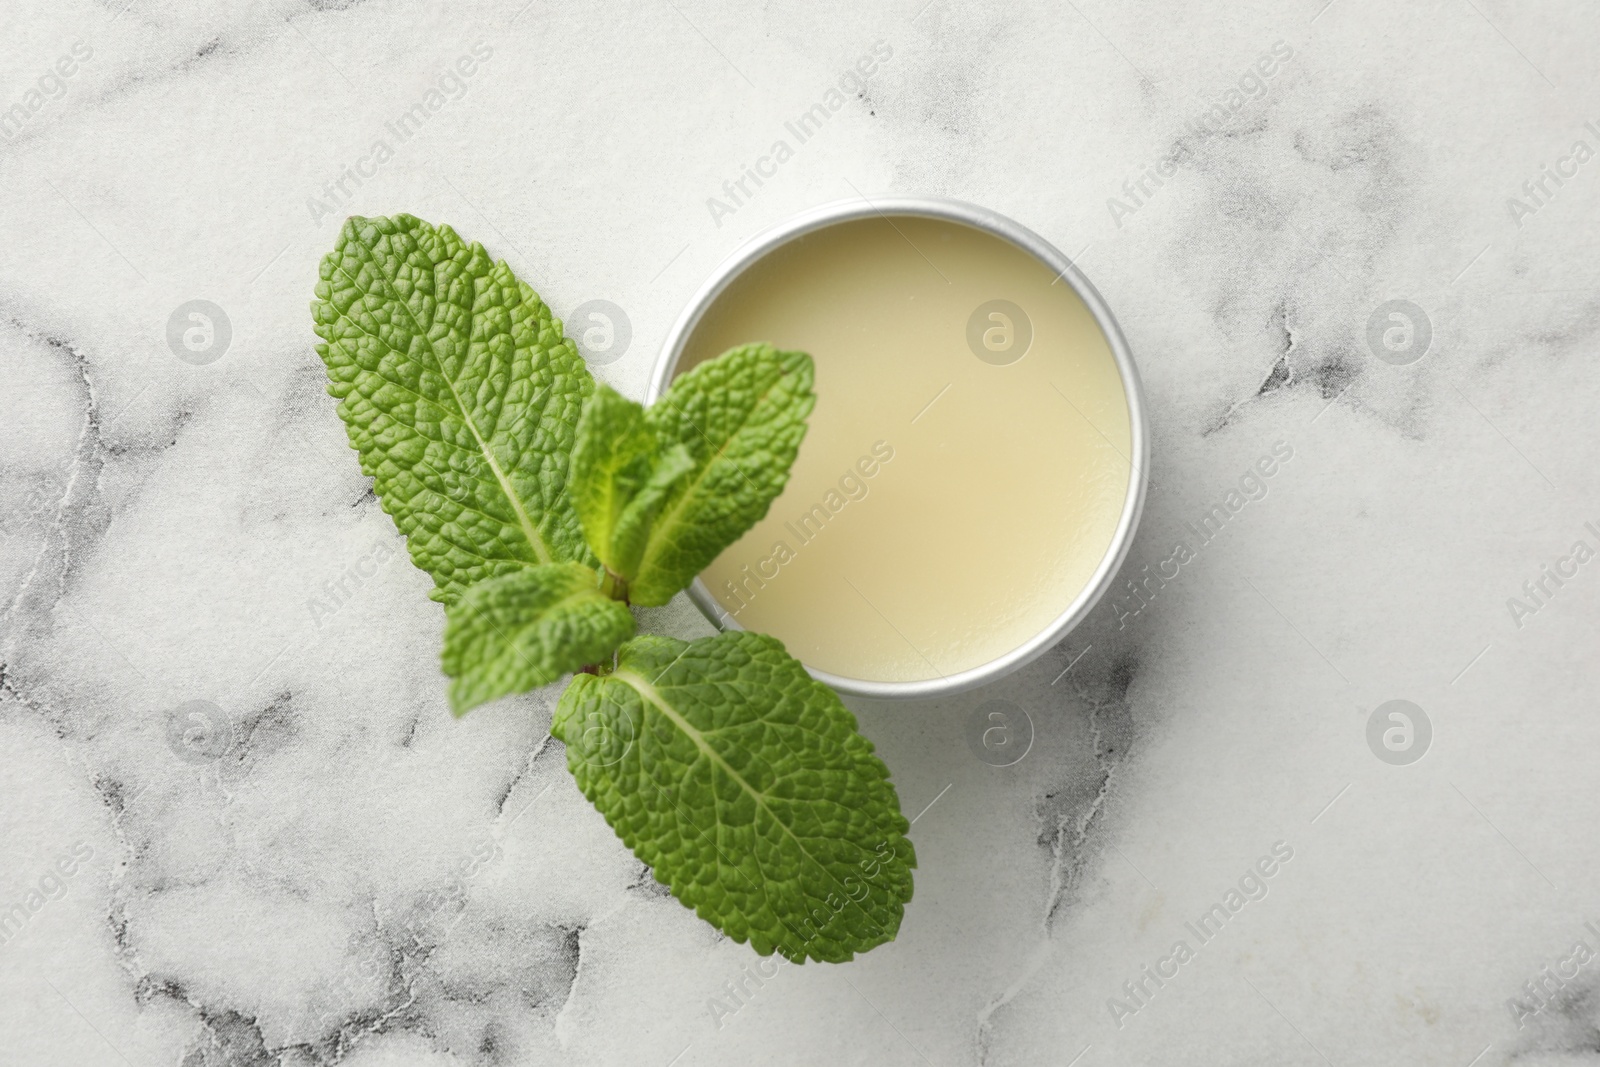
628, 344, 815, 606
311, 214, 595, 605
551, 630, 915, 962
441, 562, 634, 715
569, 384, 697, 587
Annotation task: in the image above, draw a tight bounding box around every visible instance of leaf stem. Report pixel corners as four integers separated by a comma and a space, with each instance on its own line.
599, 567, 630, 605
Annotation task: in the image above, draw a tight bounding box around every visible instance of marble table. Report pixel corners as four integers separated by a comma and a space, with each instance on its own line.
3, 0, 1597, 1063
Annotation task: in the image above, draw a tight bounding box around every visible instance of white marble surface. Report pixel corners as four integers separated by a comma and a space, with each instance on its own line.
3, 0, 1599, 1064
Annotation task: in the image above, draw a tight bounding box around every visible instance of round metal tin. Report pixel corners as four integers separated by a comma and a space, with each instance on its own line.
648, 197, 1149, 700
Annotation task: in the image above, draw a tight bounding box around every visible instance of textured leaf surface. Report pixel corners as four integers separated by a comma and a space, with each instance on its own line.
569, 385, 695, 586
629, 345, 814, 606
551, 631, 914, 962
441, 563, 634, 714
312, 214, 595, 604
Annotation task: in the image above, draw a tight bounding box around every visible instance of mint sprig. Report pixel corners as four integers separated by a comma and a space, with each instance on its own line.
311, 215, 915, 962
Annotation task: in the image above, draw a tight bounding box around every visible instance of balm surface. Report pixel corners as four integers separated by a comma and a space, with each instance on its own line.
679, 215, 1132, 683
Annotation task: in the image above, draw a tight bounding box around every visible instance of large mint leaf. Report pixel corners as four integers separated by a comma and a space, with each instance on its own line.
551, 631, 915, 962
441, 563, 634, 715
628, 344, 814, 606
311, 214, 595, 604
569, 384, 695, 590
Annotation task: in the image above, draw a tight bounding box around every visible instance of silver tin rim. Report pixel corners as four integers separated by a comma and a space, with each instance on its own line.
648, 196, 1150, 701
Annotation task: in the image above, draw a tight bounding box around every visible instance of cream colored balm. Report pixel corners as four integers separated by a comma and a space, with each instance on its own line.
680, 216, 1132, 684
